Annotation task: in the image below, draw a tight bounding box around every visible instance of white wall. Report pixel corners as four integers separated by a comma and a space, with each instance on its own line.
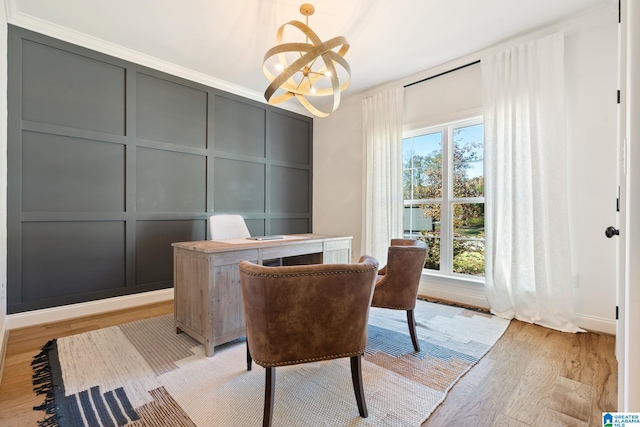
404, 62, 483, 131
565, 21, 618, 333
313, 94, 365, 261
314, 16, 618, 333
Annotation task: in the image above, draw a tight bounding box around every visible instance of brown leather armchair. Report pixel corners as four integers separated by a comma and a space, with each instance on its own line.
371, 238, 428, 352
238, 255, 379, 427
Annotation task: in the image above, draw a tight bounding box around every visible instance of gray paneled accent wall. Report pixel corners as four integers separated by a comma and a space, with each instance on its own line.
6, 26, 313, 314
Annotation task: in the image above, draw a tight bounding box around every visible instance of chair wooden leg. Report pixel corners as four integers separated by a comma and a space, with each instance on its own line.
246, 341, 252, 371
350, 355, 368, 418
407, 309, 420, 352
263, 367, 275, 427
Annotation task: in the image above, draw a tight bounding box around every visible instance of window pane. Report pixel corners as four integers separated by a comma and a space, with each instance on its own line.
453, 240, 485, 276
403, 203, 440, 271
403, 132, 442, 200
403, 205, 433, 236
423, 235, 440, 271
452, 203, 484, 237
452, 124, 484, 198
452, 202, 485, 276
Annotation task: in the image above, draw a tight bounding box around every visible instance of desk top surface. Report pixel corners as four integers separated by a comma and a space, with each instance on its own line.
172, 234, 352, 253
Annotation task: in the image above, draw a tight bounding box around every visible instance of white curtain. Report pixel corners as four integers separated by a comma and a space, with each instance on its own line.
362, 87, 404, 264
482, 32, 583, 333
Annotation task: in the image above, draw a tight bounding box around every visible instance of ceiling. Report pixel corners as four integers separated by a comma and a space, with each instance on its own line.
6, 0, 615, 114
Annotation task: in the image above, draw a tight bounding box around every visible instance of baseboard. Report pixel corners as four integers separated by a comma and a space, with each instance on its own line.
5, 289, 174, 330
574, 312, 616, 335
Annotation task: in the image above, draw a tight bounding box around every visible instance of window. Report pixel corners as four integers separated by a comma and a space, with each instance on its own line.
403, 118, 485, 277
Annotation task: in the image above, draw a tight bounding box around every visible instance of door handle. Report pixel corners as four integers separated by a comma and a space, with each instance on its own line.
605, 226, 619, 238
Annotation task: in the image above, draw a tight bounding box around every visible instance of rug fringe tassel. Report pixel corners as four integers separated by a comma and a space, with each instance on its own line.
31, 339, 60, 427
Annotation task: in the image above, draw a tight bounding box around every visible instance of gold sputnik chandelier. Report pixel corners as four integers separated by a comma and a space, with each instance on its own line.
263, 3, 351, 118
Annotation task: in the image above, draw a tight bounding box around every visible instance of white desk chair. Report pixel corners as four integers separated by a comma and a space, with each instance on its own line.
208, 214, 281, 266
208, 214, 251, 240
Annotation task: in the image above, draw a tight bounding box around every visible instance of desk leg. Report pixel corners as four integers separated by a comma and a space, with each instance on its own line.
205, 341, 215, 357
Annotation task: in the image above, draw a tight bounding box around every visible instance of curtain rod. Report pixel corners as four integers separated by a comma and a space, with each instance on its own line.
403, 59, 481, 88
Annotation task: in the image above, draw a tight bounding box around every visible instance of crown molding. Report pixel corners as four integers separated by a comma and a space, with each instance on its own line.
4, 0, 312, 118
561, 1, 618, 35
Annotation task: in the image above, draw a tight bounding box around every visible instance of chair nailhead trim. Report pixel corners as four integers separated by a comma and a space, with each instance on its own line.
372, 304, 413, 310
252, 350, 365, 367
239, 267, 378, 278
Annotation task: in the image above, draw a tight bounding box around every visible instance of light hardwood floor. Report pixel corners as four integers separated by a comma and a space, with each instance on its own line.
0, 301, 617, 427
0, 302, 173, 427
423, 317, 617, 427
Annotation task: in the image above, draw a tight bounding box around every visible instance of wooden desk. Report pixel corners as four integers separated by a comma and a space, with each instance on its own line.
172, 234, 352, 356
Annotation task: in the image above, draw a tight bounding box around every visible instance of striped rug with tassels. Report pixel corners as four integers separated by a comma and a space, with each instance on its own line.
32, 299, 509, 426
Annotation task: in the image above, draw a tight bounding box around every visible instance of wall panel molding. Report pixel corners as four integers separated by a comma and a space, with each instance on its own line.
7, 25, 313, 314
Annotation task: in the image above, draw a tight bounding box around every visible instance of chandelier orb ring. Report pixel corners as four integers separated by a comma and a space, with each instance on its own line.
263, 4, 351, 118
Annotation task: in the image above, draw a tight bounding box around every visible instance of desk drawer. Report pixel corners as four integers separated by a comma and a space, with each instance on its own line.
211, 249, 259, 266
262, 242, 323, 259
324, 239, 351, 251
